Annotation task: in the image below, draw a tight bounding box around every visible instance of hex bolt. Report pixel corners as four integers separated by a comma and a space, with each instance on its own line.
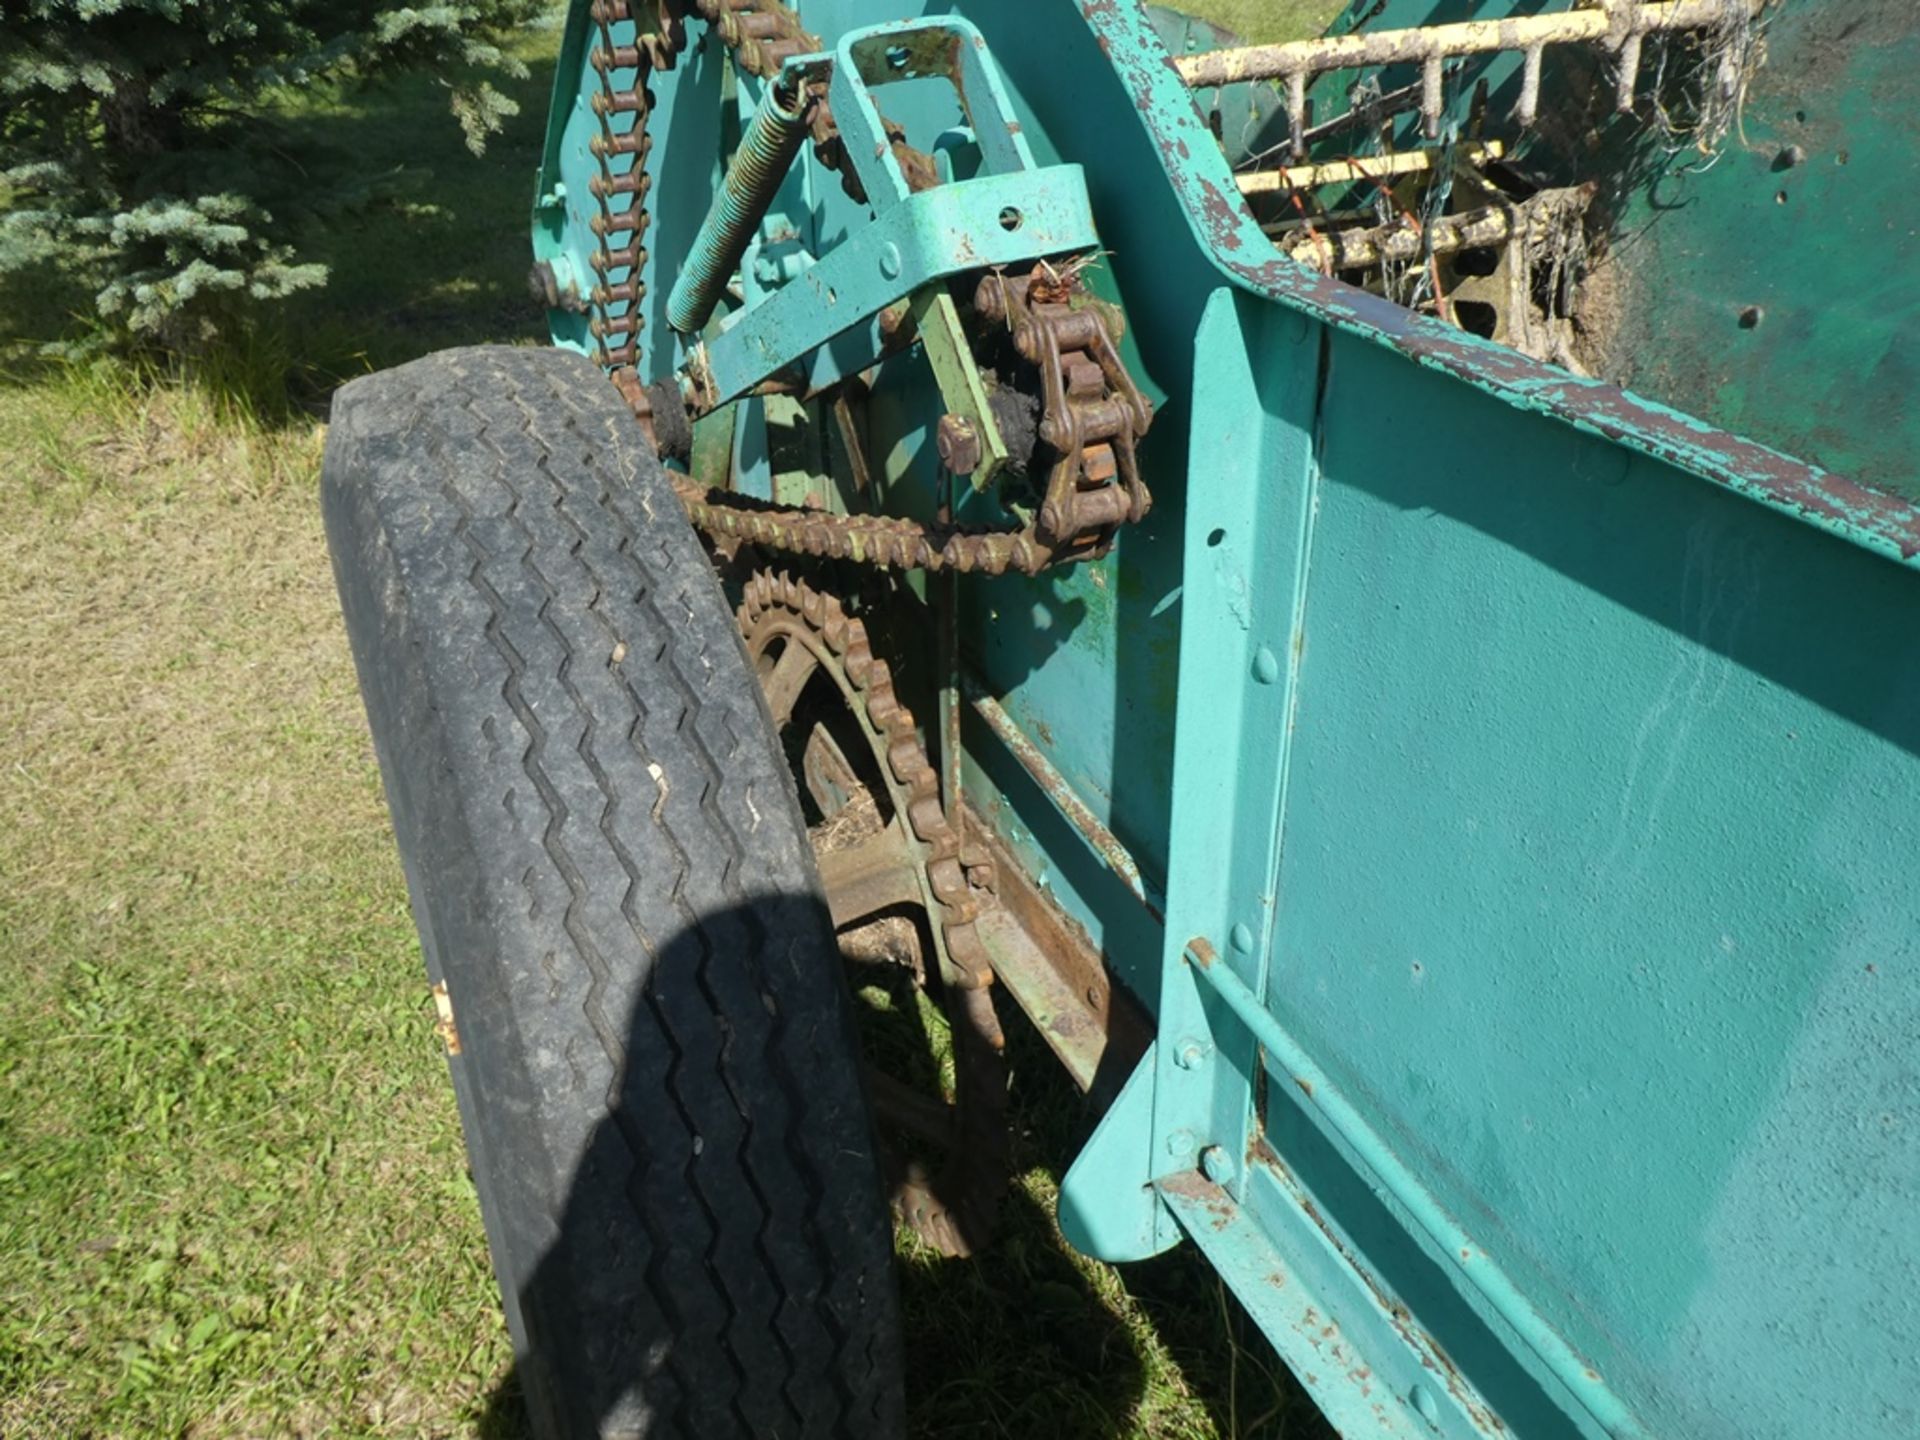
1200, 1145, 1236, 1186
935, 414, 981, 475
1165, 1128, 1198, 1163
1174, 1038, 1212, 1071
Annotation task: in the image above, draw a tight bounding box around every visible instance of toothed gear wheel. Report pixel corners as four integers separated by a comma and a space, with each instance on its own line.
738, 570, 1009, 1257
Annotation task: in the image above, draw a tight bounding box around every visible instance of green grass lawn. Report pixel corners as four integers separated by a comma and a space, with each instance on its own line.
1, 5, 1342, 1437
1182, 0, 1347, 43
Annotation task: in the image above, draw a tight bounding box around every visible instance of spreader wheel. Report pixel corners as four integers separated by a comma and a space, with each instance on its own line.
322, 346, 904, 1440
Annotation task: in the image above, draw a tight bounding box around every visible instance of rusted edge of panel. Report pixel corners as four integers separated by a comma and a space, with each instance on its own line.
1158, 1169, 1472, 1440
966, 805, 1151, 1107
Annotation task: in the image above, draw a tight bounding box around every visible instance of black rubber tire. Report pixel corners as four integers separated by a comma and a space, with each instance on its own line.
321, 345, 904, 1440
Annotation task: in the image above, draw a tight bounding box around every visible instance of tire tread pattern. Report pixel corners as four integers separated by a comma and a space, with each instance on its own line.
322, 346, 901, 1440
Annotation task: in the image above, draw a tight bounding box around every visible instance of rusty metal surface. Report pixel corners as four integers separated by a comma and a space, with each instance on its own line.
672, 472, 1057, 573
1237, 139, 1505, 195
1275, 186, 1592, 272
971, 266, 1154, 556
961, 668, 1162, 921
967, 819, 1151, 1103
671, 258, 1157, 575
737, 570, 1008, 1256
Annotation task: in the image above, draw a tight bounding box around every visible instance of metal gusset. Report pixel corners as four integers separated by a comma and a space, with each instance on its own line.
1176, 0, 1767, 152
666, 79, 812, 334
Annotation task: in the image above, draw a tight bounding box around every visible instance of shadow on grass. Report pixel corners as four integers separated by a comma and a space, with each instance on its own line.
469, 990, 1327, 1440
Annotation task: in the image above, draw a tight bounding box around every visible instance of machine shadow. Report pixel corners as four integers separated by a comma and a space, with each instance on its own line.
889, 997, 1333, 1439
469, 906, 1310, 1439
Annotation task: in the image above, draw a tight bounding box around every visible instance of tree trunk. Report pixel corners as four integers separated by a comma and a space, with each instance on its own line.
100, 75, 184, 156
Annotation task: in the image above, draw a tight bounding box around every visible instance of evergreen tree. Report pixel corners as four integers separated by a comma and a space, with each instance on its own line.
0, 1, 542, 350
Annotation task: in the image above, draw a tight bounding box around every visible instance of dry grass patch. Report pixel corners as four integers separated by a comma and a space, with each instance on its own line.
0, 379, 516, 1439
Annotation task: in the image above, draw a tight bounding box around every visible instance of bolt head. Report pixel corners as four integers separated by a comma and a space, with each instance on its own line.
1200, 1145, 1236, 1187
1165, 1128, 1198, 1162
1174, 1039, 1211, 1071
935, 413, 981, 475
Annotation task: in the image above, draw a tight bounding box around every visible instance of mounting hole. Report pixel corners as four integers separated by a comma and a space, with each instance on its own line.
1452, 300, 1498, 339
885, 43, 910, 70
1775, 189, 1788, 205
998, 206, 1023, 232
1206, 527, 1226, 548
1837, 150, 1851, 166
1451, 248, 1500, 279
827, 287, 838, 305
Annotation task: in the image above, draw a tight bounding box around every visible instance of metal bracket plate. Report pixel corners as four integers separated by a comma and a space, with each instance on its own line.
693, 165, 1097, 406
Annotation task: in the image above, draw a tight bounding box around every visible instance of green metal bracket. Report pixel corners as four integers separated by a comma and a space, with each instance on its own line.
691, 165, 1096, 407
907, 285, 1010, 488
1056, 1044, 1177, 1262
690, 11, 1079, 488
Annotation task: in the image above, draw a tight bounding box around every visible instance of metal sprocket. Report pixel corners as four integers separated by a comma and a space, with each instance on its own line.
737, 570, 1008, 1256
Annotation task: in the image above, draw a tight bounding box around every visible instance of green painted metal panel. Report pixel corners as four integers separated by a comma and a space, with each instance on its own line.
1600, 3, 1920, 499
1268, 324, 1919, 1438
1309, 0, 1920, 500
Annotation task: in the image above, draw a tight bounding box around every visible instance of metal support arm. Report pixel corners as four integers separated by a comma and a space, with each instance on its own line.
689, 164, 1098, 410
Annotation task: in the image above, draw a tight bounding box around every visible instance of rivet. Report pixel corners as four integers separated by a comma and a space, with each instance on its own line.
1174, 1038, 1212, 1071
1409, 1383, 1440, 1423
1252, 645, 1280, 684
879, 242, 902, 279
1230, 922, 1255, 955
1200, 1146, 1235, 1185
